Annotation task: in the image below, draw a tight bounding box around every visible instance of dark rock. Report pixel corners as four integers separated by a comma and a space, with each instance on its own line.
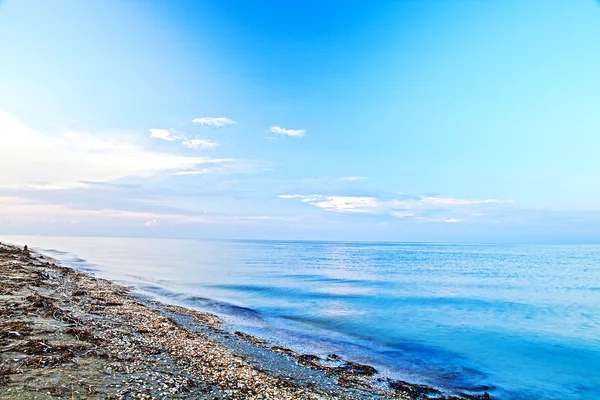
26, 294, 53, 308
457, 391, 493, 400
389, 380, 441, 397
297, 354, 321, 365
337, 361, 377, 376
0, 367, 13, 387
270, 345, 297, 357
234, 331, 267, 345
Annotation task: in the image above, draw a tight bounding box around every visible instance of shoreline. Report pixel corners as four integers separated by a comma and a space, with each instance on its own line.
0, 241, 491, 399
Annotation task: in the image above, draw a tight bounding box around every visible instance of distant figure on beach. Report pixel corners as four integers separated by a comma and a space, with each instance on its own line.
23, 245, 29, 254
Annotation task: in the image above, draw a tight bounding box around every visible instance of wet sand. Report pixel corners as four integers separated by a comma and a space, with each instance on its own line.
0, 242, 490, 399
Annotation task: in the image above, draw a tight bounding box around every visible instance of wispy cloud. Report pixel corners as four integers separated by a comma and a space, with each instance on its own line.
0, 196, 301, 228
419, 196, 500, 205
149, 128, 218, 151
0, 108, 240, 190
445, 218, 461, 223
300, 176, 368, 183
182, 139, 218, 150
308, 196, 380, 213
269, 126, 306, 138
279, 193, 512, 223
278, 194, 308, 199
338, 176, 368, 182
192, 117, 238, 127
149, 128, 180, 141
0, 196, 211, 223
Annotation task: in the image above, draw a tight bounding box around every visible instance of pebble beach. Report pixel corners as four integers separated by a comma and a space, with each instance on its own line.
0, 242, 490, 399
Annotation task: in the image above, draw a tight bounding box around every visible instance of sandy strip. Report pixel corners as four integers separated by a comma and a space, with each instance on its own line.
0, 242, 490, 400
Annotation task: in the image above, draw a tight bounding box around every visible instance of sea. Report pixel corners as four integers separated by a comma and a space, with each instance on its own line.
3, 236, 599, 400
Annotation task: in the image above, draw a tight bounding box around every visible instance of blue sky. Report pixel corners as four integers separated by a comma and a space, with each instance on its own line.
0, 0, 599, 242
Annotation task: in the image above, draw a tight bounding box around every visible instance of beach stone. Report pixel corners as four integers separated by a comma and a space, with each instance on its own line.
339, 361, 377, 376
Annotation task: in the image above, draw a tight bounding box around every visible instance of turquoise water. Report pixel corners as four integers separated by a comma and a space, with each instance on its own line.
4, 236, 600, 399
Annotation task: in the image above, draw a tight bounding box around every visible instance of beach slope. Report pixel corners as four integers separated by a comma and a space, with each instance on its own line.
0, 242, 487, 399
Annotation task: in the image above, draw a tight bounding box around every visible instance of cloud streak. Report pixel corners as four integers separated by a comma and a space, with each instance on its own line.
149, 128, 218, 151
0, 108, 239, 189
300, 177, 369, 183
182, 139, 218, 150
149, 128, 179, 141
0, 196, 300, 228
270, 126, 306, 138
279, 193, 512, 223
338, 176, 368, 182
192, 117, 237, 127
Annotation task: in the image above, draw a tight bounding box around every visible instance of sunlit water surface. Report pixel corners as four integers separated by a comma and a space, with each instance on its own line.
4, 236, 600, 399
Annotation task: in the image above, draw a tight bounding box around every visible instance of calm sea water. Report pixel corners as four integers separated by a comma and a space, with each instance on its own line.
4, 236, 600, 399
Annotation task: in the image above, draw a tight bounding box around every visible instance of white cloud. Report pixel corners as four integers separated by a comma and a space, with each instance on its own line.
182, 139, 218, 150
278, 194, 325, 203
149, 128, 180, 141
279, 193, 511, 222
392, 212, 415, 218
420, 196, 504, 205
338, 176, 367, 182
311, 196, 380, 213
150, 128, 218, 151
192, 117, 237, 127
145, 219, 159, 227
269, 126, 306, 138
0, 108, 237, 189
299, 176, 368, 183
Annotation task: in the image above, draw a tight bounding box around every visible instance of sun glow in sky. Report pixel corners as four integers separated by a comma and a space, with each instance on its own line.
1, 0, 599, 242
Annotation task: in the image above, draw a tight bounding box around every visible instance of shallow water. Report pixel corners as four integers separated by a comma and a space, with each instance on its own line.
4, 236, 600, 399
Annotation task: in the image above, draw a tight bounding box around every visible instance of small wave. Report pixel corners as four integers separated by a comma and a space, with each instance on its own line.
74, 264, 97, 272
188, 296, 264, 321
136, 285, 265, 324
35, 248, 97, 272
40, 248, 70, 255
206, 283, 373, 301
278, 273, 388, 287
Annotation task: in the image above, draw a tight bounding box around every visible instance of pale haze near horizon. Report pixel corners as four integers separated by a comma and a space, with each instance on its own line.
0, 0, 599, 243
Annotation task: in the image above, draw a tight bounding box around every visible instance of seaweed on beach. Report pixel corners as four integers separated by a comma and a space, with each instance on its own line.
26, 294, 54, 309
234, 330, 267, 345
20, 352, 76, 368
64, 326, 103, 345
24, 294, 79, 325
14, 339, 89, 355
0, 320, 32, 339
337, 361, 378, 376
0, 366, 13, 387
389, 380, 442, 398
